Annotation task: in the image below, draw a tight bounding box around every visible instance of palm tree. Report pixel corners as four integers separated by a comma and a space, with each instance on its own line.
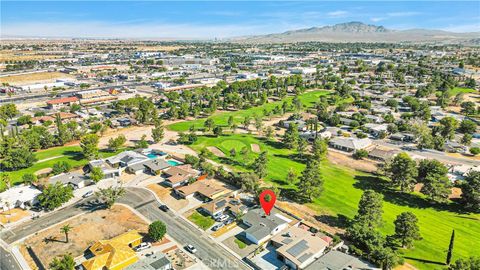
60, 224, 73, 243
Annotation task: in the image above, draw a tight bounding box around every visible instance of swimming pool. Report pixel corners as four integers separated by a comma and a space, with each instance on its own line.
146, 151, 167, 159
167, 160, 182, 166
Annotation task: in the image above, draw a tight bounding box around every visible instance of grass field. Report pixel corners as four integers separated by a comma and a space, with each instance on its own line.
234, 238, 247, 249
168, 90, 331, 132
2, 145, 122, 186
0, 71, 73, 85
445, 87, 476, 96
187, 211, 215, 230
188, 134, 480, 269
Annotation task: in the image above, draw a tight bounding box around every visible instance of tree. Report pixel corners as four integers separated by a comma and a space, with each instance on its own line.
90, 167, 104, 183
393, 212, 421, 248
80, 134, 99, 160
265, 126, 274, 140
385, 153, 417, 192
353, 149, 368, 160
49, 254, 75, 270
282, 123, 299, 149
470, 147, 480, 156
460, 101, 476, 116
449, 256, 480, 270
252, 151, 268, 178
204, 118, 214, 132
417, 159, 451, 202
1, 147, 37, 171
286, 168, 297, 183
148, 220, 167, 241
297, 138, 307, 158
107, 135, 126, 152
439, 117, 459, 140
213, 126, 223, 137
0, 104, 18, 120
60, 224, 73, 243
52, 161, 72, 175
461, 134, 472, 146
311, 138, 328, 160
461, 171, 480, 212
240, 146, 249, 162
136, 134, 149, 148
372, 246, 401, 270
22, 173, 37, 185
446, 230, 455, 265
151, 119, 165, 143
240, 172, 259, 194
296, 159, 323, 202
38, 183, 74, 211
354, 190, 384, 228
96, 186, 126, 209
459, 119, 477, 134
227, 116, 234, 129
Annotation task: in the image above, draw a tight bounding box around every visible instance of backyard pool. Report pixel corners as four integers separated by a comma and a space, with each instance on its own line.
167, 160, 182, 166
146, 152, 166, 159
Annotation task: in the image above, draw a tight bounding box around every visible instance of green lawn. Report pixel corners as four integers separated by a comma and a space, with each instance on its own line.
234, 238, 248, 249
187, 211, 215, 230
167, 90, 331, 132
188, 134, 480, 269
3, 145, 122, 185
445, 87, 476, 96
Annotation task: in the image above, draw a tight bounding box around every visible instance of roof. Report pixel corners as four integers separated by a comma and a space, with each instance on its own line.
176, 181, 222, 198
124, 253, 171, 270
368, 147, 400, 160
47, 96, 79, 105
304, 250, 376, 270
82, 230, 142, 270
106, 151, 148, 166
48, 172, 89, 186
0, 185, 42, 207
143, 159, 171, 171
273, 227, 328, 268
329, 137, 372, 150
243, 208, 290, 241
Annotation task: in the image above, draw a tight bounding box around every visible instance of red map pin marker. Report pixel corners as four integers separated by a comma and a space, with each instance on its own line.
259, 189, 276, 216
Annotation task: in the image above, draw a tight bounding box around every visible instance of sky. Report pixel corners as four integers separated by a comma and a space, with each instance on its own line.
1, 1, 479, 39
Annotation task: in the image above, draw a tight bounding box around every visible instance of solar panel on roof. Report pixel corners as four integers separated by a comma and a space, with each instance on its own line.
298, 252, 313, 263
286, 240, 309, 257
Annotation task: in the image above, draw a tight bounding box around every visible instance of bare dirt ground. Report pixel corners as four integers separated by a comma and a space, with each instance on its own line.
147, 184, 188, 211
165, 248, 195, 270
0, 51, 61, 62
276, 200, 343, 236
0, 72, 74, 85
250, 144, 261, 153
19, 205, 148, 269
327, 151, 378, 173
207, 146, 226, 157
0, 208, 29, 225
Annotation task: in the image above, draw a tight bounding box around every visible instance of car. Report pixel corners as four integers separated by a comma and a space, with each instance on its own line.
185, 244, 197, 254
212, 223, 224, 231
224, 218, 235, 225
82, 191, 94, 198
216, 214, 229, 222
134, 242, 152, 252
159, 205, 169, 212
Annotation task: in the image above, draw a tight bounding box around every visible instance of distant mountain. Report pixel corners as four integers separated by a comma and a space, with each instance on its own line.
232, 22, 480, 44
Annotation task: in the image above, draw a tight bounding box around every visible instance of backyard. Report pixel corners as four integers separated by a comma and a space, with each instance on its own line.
187, 133, 480, 270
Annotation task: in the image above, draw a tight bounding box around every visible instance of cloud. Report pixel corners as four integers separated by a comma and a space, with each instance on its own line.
327, 10, 349, 18
370, 17, 386, 22
387, 12, 422, 17
442, 23, 480, 33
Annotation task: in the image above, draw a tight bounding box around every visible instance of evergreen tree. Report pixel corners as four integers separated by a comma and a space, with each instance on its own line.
296, 159, 323, 202
385, 153, 417, 192
282, 123, 299, 149
393, 212, 422, 248
252, 151, 268, 178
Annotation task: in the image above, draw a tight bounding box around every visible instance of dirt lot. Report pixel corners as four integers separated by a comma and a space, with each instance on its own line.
19, 205, 148, 269
165, 247, 196, 270
0, 209, 30, 225
327, 150, 378, 173
250, 144, 261, 153
0, 51, 61, 62
0, 71, 73, 85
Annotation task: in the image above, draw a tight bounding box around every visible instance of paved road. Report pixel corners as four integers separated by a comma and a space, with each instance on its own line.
119, 187, 250, 270
0, 197, 100, 244
0, 246, 21, 270
0, 188, 249, 270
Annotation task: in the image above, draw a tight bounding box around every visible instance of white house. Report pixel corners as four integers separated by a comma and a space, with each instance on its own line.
0, 185, 42, 211
242, 208, 291, 245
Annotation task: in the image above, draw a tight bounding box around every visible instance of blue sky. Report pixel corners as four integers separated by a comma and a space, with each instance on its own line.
1, 1, 479, 38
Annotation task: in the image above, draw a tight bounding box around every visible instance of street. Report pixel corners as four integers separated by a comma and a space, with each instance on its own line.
0, 246, 21, 270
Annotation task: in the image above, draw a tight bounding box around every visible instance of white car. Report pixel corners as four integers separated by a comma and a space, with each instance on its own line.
82, 191, 94, 198
134, 242, 152, 252
185, 244, 197, 254
216, 214, 229, 222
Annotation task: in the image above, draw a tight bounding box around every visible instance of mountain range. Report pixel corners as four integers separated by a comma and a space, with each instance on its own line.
231, 22, 480, 44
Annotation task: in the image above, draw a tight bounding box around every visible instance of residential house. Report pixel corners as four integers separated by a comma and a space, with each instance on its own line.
445, 141, 468, 153
329, 137, 372, 152
363, 123, 388, 137
367, 147, 400, 162
124, 252, 172, 270
0, 185, 42, 211
175, 181, 223, 200
200, 196, 248, 217
390, 132, 416, 142
87, 159, 121, 179
304, 250, 377, 270
163, 165, 198, 188
143, 159, 171, 175
242, 208, 291, 245
106, 151, 149, 168
271, 226, 329, 270
82, 230, 142, 270
299, 131, 331, 142
282, 120, 307, 131
48, 172, 91, 189
46, 96, 79, 109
